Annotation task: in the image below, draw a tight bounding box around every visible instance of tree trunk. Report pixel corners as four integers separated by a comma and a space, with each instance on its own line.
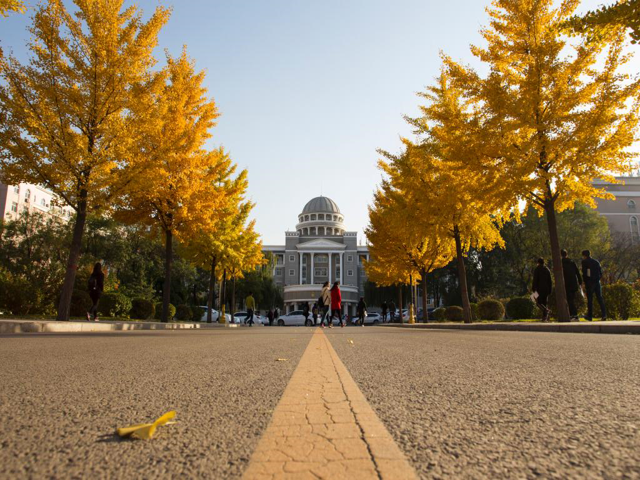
221, 269, 227, 319
161, 229, 172, 323
397, 286, 403, 323
454, 227, 472, 324
56, 194, 88, 321
544, 199, 570, 322
422, 269, 429, 322
231, 276, 236, 318
207, 257, 216, 323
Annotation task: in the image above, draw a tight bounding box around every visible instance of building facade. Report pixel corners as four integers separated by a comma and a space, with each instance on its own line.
263, 196, 369, 315
0, 182, 73, 223
594, 177, 640, 243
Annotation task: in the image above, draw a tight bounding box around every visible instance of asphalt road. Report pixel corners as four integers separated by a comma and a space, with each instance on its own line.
327, 328, 640, 479
0, 329, 313, 479
1, 327, 639, 479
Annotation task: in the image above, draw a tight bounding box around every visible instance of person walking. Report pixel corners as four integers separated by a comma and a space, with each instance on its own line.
561, 249, 583, 321
532, 258, 553, 322
381, 301, 388, 323
357, 297, 367, 327
389, 301, 396, 323
302, 301, 310, 326
581, 250, 607, 321
245, 292, 256, 327
274, 307, 280, 324
86, 263, 105, 322
330, 281, 343, 327
320, 281, 331, 328
267, 308, 274, 326
312, 303, 319, 326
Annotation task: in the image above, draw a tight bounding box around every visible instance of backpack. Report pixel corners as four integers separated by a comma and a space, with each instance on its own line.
88, 275, 98, 291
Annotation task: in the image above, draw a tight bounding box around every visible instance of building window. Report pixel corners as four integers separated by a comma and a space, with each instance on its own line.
336, 267, 341, 278
13, 186, 19, 194
347, 255, 353, 263
11, 202, 18, 213
302, 255, 307, 265
311, 227, 316, 235
631, 216, 639, 243
316, 254, 328, 264
288, 269, 295, 276
318, 214, 324, 220
628, 200, 636, 211
336, 256, 341, 265
333, 215, 337, 221
314, 268, 328, 276
25, 189, 31, 201
275, 268, 283, 276
318, 226, 325, 235
41, 198, 46, 206
276, 255, 284, 265
289, 255, 295, 262
311, 214, 316, 220
348, 269, 354, 277
299, 216, 303, 222
305, 215, 310, 221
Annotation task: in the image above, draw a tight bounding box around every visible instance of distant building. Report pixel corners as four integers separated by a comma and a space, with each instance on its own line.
263, 196, 369, 315
594, 177, 640, 243
0, 182, 73, 223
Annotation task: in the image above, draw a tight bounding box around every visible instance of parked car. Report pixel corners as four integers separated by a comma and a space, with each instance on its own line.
276, 310, 314, 326
233, 311, 265, 325
199, 306, 231, 323
350, 312, 381, 325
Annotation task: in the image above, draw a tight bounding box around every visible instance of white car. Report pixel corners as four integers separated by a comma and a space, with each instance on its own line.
276, 310, 314, 326
199, 306, 231, 323
350, 312, 381, 325
233, 311, 265, 325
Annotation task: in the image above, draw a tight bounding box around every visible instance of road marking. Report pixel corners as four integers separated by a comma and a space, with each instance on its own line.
243, 329, 418, 480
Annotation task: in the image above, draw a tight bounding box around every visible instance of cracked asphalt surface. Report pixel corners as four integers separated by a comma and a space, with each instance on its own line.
0, 329, 313, 479
327, 328, 640, 479
1, 327, 639, 479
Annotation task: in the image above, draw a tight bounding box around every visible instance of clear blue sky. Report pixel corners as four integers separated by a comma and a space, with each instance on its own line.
1, 0, 634, 244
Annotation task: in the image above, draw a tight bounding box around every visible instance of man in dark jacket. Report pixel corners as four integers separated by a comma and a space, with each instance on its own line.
581, 250, 607, 321
561, 249, 582, 321
532, 258, 553, 322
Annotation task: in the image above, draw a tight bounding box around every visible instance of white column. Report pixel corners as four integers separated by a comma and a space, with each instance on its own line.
329, 253, 333, 283
299, 252, 303, 285
340, 252, 344, 285
311, 253, 315, 285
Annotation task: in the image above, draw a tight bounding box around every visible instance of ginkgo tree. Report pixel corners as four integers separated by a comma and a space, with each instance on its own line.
116, 50, 227, 322
564, 0, 639, 44
0, 0, 25, 17
0, 0, 170, 320
445, 0, 640, 322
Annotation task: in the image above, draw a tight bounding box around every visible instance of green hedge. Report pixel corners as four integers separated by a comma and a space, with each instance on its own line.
444, 306, 464, 321
176, 304, 192, 321
70, 289, 93, 317
478, 299, 505, 320
506, 297, 534, 320
470, 303, 479, 321
191, 306, 205, 322
432, 307, 446, 321
594, 282, 640, 320
130, 298, 155, 320
98, 292, 132, 318
155, 302, 176, 320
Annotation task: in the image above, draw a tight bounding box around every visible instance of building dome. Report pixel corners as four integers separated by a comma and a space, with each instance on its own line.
302, 196, 341, 215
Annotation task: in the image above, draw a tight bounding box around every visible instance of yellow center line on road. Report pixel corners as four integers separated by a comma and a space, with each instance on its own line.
242, 329, 418, 480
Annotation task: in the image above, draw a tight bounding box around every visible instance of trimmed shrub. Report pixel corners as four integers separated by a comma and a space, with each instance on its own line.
176, 304, 192, 321
98, 292, 132, 318
444, 305, 464, 321
470, 303, 479, 321
432, 307, 446, 321
594, 282, 640, 320
547, 288, 587, 319
155, 302, 176, 320
478, 299, 505, 321
130, 298, 155, 320
70, 289, 93, 317
191, 306, 205, 322
506, 297, 535, 320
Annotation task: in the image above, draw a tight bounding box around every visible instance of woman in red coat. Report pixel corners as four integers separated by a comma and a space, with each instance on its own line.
330, 281, 344, 328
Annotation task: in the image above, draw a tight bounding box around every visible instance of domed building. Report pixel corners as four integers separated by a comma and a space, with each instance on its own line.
264, 196, 369, 315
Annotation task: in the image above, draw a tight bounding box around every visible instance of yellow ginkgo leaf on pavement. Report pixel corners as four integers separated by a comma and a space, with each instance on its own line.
117, 411, 176, 440
348, 339, 354, 346
276, 358, 288, 362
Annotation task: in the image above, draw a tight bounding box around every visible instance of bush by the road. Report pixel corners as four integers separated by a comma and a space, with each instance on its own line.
432, 307, 446, 321
506, 297, 534, 320
191, 306, 205, 322
444, 306, 464, 321
176, 304, 192, 321
130, 298, 155, 320
470, 302, 479, 321
99, 292, 132, 318
594, 282, 640, 320
155, 302, 176, 320
478, 299, 505, 320
70, 289, 93, 317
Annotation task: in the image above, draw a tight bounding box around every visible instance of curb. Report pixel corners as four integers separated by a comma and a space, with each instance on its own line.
380, 321, 640, 334
0, 319, 229, 334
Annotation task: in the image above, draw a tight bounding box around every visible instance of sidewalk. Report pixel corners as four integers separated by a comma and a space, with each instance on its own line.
382, 320, 640, 334
0, 318, 231, 334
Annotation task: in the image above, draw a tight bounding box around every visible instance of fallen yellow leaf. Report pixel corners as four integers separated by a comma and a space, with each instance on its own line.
276, 358, 288, 362
117, 411, 176, 440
